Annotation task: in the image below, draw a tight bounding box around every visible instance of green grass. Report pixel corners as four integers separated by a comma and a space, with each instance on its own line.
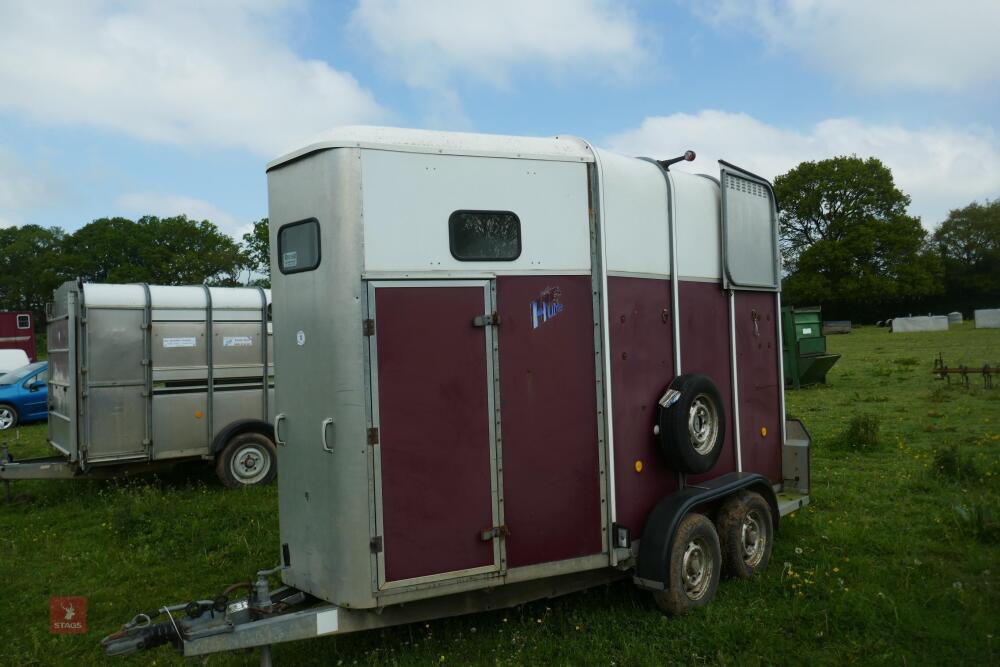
1, 322, 998, 665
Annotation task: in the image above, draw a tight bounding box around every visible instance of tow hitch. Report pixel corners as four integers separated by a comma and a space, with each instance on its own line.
101, 566, 305, 658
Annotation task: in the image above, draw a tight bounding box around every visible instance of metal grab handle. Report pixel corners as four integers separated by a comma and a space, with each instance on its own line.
274, 413, 287, 446
321, 417, 335, 453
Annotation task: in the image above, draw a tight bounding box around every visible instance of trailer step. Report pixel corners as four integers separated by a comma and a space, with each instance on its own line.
776, 491, 809, 516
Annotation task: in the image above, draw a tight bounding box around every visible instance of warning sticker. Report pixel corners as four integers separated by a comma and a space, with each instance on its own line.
802, 327, 812, 335
223, 336, 253, 347
163, 337, 197, 348
283, 251, 298, 268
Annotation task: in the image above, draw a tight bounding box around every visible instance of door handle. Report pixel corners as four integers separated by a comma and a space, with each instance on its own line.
321, 417, 335, 453
275, 413, 287, 446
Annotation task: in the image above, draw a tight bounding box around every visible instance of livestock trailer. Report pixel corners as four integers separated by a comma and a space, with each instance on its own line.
103, 127, 811, 661
0, 281, 276, 487
0, 311, 37, 362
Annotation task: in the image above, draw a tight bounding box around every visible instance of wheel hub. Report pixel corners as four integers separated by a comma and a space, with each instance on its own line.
0, 408, 13, 430
688, 395, 719, 455
740, 510, 766, 567
230, 443, 270, 485
682, 537, 713, 600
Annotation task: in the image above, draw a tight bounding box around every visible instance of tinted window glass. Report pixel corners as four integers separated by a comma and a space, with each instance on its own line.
278, 219, 320, 274
449, 210, 521, 261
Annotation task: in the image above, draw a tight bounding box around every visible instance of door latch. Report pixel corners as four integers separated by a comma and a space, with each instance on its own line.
480, 524, 509, 541
472, 312, 500, 327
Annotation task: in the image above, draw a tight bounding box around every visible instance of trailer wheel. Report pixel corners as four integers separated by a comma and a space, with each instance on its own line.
215, 432, 277, 488
657, 374, 725, 474
717, 491, 773, 578
0, 404, 18, 430
653, 512, 721, 615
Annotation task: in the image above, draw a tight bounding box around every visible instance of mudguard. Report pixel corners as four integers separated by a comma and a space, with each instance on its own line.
633, 471, 778, 591
210, 419, 275, 455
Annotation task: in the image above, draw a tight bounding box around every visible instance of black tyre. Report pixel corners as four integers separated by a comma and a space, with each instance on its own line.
215, 432, 277, 488
717, 491, 773, 578
653, 512, 721, 615
656, 374, 725, 474
0, 403, 19, 431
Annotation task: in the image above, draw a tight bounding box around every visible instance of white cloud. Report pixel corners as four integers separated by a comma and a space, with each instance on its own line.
0, 148, 66, 228
604, 110, 1000, 226
0, 1, 386, 156
350, 0, 647, 89
695, 0, 1000, 92
116, 192, 250, 239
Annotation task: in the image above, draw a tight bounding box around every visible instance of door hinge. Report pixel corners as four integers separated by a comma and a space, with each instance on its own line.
370, 536, 383, 553
363, 319, 375, 337
480, 524, 510, 541
367, 427, 379, 446
472, 312, 500, 327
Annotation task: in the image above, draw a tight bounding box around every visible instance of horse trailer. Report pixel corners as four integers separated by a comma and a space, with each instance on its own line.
0, 281, 276, 488
103, 127, 811, 661
0, 311, 36, 363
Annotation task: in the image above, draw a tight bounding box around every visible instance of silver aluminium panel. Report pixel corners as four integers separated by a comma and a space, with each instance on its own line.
269, 148, 375, 609
719, 162, 780, 291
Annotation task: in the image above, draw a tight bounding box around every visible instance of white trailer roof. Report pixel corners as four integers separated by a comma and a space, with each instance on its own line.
267, 126, 596, 170
82, 283, 270, 309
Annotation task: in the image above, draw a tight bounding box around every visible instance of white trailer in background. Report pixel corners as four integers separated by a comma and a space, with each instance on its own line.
0, 281, 277, 488
891, 315, 949, 333
974, 309, 1000, 329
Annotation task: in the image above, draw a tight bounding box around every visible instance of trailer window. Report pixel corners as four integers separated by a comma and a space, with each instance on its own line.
449, 210, 521, 261
278, 219, 320, 274
16, 314, 30, 329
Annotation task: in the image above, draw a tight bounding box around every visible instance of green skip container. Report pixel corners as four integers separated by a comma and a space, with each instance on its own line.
781, 306, 841, 389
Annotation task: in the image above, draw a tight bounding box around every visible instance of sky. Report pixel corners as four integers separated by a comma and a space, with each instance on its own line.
1, 0, 998, 240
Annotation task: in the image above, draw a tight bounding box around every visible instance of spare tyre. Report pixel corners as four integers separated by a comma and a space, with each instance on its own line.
655, 373, 725, 474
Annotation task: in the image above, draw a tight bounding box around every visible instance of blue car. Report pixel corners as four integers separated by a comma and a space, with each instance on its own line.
0, 361, 48, 430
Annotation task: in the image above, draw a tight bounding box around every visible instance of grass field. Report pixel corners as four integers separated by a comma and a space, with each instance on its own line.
1, 323, 998, 665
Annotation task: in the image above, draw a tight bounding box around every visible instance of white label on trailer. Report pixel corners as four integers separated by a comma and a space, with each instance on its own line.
316, 609, 339, 635
223, 336, 253, 347
802, 327, 812, 335
163, 337, 197, 348
296, 330, 305, 346
227, 599, 249, 614
283, 251, 298, 268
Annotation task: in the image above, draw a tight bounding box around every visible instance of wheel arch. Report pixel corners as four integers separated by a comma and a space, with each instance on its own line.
633, 472, 778, 591
210, 419, 275, 456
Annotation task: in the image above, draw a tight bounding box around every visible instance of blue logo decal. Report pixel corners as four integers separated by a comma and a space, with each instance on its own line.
531, 286, 563, 329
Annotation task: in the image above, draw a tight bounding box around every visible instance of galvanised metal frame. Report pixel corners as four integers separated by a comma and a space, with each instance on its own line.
202, 284, 215, 443
584, 158, 614, 563
45, 288, 77, 461
366, 279, 504, 593
728, 290, 743, 472
141, 283, 153, 451
256, 286, 270, 421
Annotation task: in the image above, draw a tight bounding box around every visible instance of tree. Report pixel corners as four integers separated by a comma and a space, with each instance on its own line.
64, 215, 246, 286
0, 225, 67, 325
241, 218, 270, 287
933, 199, 1000, 303
774, 156, 942, 318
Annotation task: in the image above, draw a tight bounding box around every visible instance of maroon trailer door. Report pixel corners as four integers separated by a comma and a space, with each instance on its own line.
370, 282, 499, 585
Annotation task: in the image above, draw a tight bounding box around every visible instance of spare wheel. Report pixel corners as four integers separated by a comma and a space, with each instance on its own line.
655, 373, 726, 475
